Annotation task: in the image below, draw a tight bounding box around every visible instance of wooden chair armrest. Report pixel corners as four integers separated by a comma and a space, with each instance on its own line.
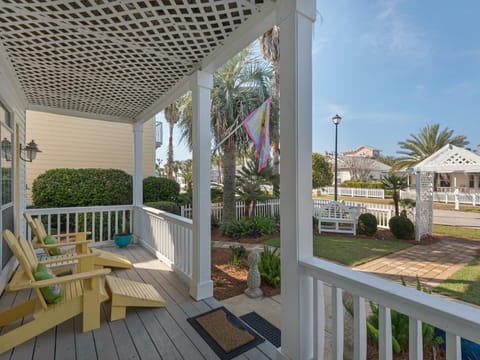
7, 268, 111, 291
35, 239, 93, 249
38, 252, 100, 266
55, 232, 92, 238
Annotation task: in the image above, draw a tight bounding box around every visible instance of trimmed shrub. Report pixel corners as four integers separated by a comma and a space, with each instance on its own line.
219, 220, 248, 239
358, 213, 378, 236
144, 201, 180, 215
246, 216, 277, 237
143, 176, 179, 203
219, 217, 278, 239
389, 216, 414, 239
342, 180, 383, 189
32, 168, 132, 208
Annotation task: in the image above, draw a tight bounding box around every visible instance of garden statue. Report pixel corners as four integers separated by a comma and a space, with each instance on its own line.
245, 252, 263, 298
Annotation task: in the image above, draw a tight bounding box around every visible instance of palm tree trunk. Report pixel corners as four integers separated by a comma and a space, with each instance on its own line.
222, 140, 237, 222
251, 199, 257, 217
167, 123, 174, 178
244, 200, 251, 219
393, 192, 400, 216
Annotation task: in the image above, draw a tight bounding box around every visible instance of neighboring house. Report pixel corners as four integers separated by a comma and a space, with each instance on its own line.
407, 143, 480, 193
25, 111, 157, 203
325, 153, 390, 183
343, 145, 380, 158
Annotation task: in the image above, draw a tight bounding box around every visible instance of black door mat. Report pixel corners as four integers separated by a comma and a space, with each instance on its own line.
187, 307, 264, 360
240, 312, 281, 348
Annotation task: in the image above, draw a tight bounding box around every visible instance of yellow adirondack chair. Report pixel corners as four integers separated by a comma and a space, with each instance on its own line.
24, 213, 132, 269
0, 230, 111, 354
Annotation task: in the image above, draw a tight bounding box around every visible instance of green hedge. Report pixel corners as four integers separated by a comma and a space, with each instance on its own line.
341, 180, 383, 189
32, 168, 132, 208
144, 201, 181, 215
143, 176, 180, 203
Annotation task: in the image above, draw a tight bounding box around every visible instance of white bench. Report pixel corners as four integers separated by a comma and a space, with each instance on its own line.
315, 201, 359, 235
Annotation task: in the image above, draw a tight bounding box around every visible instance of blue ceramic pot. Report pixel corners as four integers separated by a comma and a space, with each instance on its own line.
114, 233, 132, 248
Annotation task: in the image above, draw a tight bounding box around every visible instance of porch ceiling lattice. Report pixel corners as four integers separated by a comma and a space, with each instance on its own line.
0, 0, 268, 121
410, 144, 480, 173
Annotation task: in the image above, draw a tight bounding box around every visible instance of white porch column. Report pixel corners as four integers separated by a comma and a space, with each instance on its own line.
132, 123, 144, 206
190, 70, 213, 300
474, 174, 479, 190
277, 1, 316, 359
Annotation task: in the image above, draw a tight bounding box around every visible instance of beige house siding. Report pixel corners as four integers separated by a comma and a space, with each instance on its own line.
25, 111, 155, 204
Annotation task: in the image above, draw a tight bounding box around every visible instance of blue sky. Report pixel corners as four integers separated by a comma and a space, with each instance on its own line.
157, 0, 480, 163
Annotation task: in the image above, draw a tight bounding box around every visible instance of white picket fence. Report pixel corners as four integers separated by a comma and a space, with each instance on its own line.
317, 186, 385, 199
401, 189, 480, 206
181, 198, 403, 228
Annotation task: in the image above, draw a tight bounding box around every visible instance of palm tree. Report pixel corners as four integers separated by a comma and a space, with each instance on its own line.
236, 158, 279, 218
382, 175, 408, 216
178, 47, 272, 222
393, 124, 469, 171
164, 102, 181, 178
259, 26, 280, 179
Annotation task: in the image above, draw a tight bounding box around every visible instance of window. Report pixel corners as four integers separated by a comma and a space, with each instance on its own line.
439, 173, 450, 187
0, 103, 12, 205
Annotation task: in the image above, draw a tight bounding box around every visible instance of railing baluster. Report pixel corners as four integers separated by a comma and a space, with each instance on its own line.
332, 287, 344, 360
313, 279, 325, 360
379, 305, 392, 360
99, 211, 104, 242
92, 212, 95, 240
122, 210, 126, 232
353, 295, 366, 360
409, 318, 423, 359
107, 211, 111, 241
75, 212, 78, 233
446, 332, 461, 360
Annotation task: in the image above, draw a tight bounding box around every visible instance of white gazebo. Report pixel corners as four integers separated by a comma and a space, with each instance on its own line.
410, 144, 480, 240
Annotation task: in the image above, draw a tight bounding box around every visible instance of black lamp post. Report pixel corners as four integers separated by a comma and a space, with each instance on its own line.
332, 114, 342, 201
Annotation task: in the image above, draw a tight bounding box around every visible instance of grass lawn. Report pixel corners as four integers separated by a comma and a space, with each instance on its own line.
434, 259, 480, 306
264, 235, 411, 266
433, 224, 480, 240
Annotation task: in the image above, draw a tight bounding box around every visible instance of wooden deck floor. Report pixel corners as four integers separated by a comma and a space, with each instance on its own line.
0, 245, 277, 360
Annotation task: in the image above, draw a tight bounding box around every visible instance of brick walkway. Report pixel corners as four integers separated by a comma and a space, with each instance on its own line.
354, 239, 480, 288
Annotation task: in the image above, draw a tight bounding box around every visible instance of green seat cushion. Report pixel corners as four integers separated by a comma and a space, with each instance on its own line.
43, 235, 64, 256
34, 263, 64, 304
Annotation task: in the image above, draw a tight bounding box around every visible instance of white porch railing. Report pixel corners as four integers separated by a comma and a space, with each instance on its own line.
317, 187, 385, 199
135, 206, 192, 282
301, 256, 480, 359
25, 205, 133, 244
401, 189, 480, 206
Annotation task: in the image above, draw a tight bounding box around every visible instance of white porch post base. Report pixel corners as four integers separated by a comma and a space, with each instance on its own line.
189, 280, 214, 301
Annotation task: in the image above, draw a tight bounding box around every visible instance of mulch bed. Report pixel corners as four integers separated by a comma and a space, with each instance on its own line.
211, 247, 280, 300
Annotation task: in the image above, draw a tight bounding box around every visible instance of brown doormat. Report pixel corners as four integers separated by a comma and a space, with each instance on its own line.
187, 307, 264, 360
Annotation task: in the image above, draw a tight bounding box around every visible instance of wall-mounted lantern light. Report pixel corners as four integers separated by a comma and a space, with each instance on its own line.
20, 140, 42, 162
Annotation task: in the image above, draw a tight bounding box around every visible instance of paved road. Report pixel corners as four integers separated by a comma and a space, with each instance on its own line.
434, 209, 480, 228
